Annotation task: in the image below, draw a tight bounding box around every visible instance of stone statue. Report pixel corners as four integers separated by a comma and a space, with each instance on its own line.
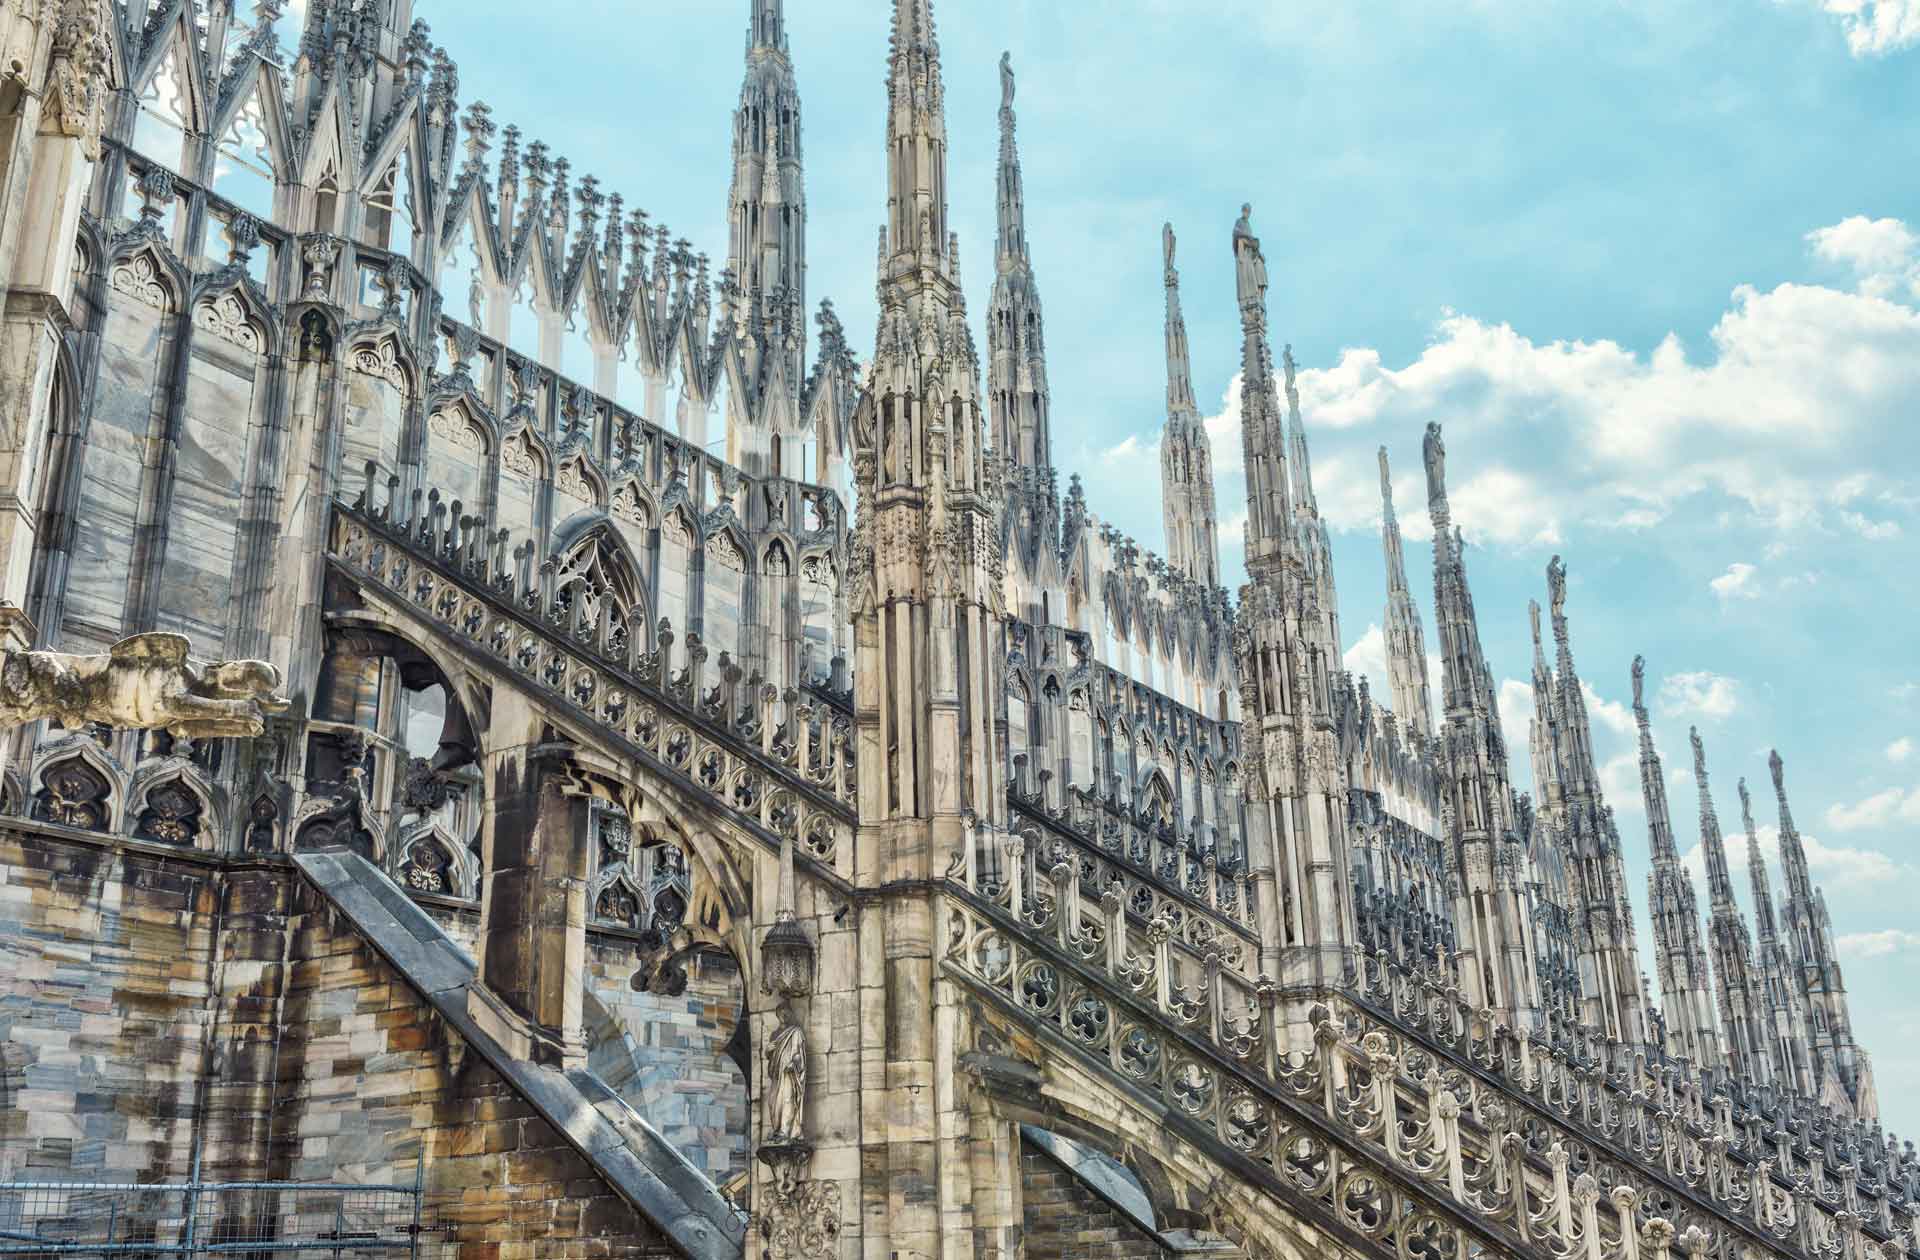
1163, 221, 1177, 282
1000, 51, 1014, 110
1422, 422, 1446, 507
0, 632, 289, 738
1690, 725, 1706, 776
1631, 655, 1646, 710
1547, 555, 1567, 622
764, 1001, 807, 1145
1232, 204, 1266, 310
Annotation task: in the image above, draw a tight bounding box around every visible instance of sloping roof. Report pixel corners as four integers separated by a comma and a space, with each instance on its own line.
291, 849, 748, 1260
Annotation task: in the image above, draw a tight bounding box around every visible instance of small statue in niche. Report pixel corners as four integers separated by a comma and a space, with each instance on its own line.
763, 1000, 807, 1146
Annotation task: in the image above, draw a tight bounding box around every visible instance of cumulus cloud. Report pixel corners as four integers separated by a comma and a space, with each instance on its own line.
1889, 737, 1915, 763
1682, 826, 1904, 894
1659, 671, 1742, 721
1344, 623, 1390, 699
1837, 929, 1920, 959
1824, 785, 1920, 831
1808, 216, 1920, 296
1895, 682, 1920, 702
1711, 562, 1761, 601
1800, 0, 1920, 56
1082, 216, 1920, 569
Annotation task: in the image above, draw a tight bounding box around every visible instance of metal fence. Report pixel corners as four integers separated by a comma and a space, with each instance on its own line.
0, 1172, 426, 1260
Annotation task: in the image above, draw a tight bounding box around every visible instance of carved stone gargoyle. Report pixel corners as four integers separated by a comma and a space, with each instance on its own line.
0, 632, 291, 738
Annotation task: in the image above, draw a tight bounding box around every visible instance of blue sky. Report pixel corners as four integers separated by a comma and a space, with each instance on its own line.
428, 0, 1920, 1135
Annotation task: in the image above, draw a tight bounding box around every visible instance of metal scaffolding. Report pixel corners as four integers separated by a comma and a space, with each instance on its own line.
0, 1169, 427, 1260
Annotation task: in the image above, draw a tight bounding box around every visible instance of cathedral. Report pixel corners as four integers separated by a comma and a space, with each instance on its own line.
0, 3, 1909, 1260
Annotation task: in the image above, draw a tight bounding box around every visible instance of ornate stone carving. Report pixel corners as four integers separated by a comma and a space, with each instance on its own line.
194, 291, 262, 353
352, 338, 408, 390
0, 633, 289, 738
109, 252, 169, 309
33, 756, 111, 830
428, 409, 487, 454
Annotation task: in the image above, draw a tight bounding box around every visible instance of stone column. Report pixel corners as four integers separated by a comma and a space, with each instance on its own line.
470, 692, 592, 1068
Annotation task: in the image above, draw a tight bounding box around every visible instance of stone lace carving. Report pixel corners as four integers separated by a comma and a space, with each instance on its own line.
352, 338, 407, 390
0, 632, 289, 738
756, 1178, 840, 1260
428, 409, 487, 454
109, 252, 168, 309
708, 530, 746, 573
194, 291, 262, 352
134, 778, 203, 846
33, 756, 111, 830
501, 430, 540, 478
612, 484, 649, 526
556, 457, 600, 505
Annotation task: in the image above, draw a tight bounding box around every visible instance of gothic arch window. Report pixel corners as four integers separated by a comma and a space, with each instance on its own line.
212, 90, 277, 221
556, 532, 647, 656
592, 813, 691, 941
131, 42, 192, 171
34, 755, 114, 832
399, 830, 459, 896
133, 774, 210, 848
364, 158, 419, 258
441, 211, 490, 330
314, 165, 341, 236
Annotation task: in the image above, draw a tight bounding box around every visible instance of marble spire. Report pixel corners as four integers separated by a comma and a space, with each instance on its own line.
1635, 658, 1721, 1071
987, 51, 1052, 471
1159, 223, 1219, 589
1379, 447, 1432, 738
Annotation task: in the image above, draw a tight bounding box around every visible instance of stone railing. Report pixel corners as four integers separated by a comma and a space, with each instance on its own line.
940, 830, 1913, 1260
1006, 782, 1257, 934
1354, 956, 1919, 1260
327, 494, 857, 872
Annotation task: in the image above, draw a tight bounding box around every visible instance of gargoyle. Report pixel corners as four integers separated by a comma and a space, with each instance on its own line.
0, 632, 290, 738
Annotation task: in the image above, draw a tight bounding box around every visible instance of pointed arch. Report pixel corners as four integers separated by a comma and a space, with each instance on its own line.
192, 279, 270, 355
609, 476, 656, 531
208, 77, 280, 221
395, 821, 478, 899
126, 761, 220, 850
106, 239, 185, 312
30, 738, 124, 833
556, 451, 609, 512
552, 519, 650, 655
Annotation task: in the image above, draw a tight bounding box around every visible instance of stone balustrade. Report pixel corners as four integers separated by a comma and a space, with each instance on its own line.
328, 492, 857, 873
941, 832, 1916, 1260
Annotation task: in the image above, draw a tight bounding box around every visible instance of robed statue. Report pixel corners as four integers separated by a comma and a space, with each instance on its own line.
0, 632, 289, 737
1422, 422, 1447, 510
1000, 51, 1015, 110
763, 1002, 807, 1145
1631, 655, 1646, 710
1233, 203, 1266, 310
1547, 555, 1567, 622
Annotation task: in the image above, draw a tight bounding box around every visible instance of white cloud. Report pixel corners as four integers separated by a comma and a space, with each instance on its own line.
1802, 833, 1907, 889
1711, 562, 1761, 601
1659, 671, 1742, 721
1344, 623, 1390, 700
1889, 737, 1915, 763
1837, 929, 1920, 960
1081, 216, 1920, 570
1808, 216, 1920, 295
1824, 785, 1920, 831
1579, 681, 1638, 739
1895, 682, 1920, 702
1600, 752, 1645, 817
1800, 0, 1920, 57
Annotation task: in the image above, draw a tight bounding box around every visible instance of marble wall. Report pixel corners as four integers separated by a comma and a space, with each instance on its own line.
155, 325, 257, 655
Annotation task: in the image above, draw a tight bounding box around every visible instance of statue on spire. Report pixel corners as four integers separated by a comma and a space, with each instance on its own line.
1691, 725, 1706, 777
1378, 446, 1393, 508
1164, 221, 1177, 282
1631, 654, 1646, 711
1000, 50, 1014, 109
1233, 203, 1266, 311
1422, 422, 1447, 509
1547, 555, 1567, 622
1769, 748, 1785, 795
